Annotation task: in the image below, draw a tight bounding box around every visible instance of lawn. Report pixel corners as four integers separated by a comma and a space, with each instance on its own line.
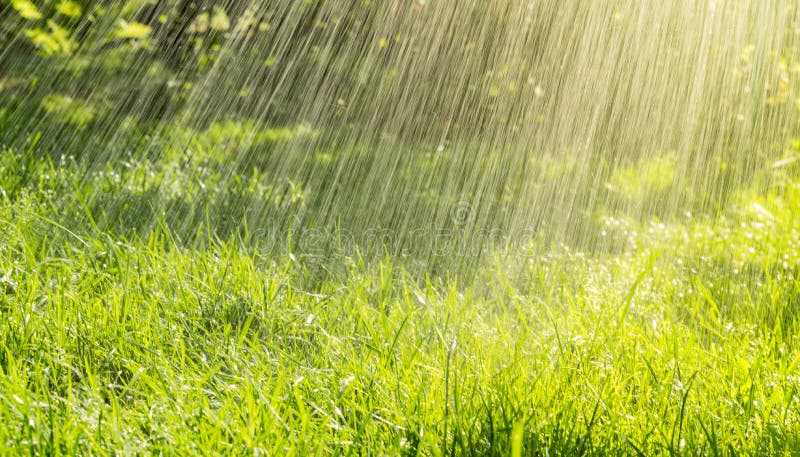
0, 138, 798, 455
2, 1, 800, 454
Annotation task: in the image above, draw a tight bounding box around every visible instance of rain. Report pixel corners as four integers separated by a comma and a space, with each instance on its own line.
1, 0, 799, 454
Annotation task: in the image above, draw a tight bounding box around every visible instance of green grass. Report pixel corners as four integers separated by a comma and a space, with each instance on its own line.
2, 1, 800, 453
0, 140, 799, 455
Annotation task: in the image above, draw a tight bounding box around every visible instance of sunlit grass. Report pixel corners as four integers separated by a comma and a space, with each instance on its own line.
2, 0, 800, 454
0, 144, 798, 455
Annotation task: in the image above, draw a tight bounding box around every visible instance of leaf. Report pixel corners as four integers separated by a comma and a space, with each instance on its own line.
55, 1, 82, 18
12, 0, 42, 20
24, 20, 77, 56
188, 13, 208, 33
210, 7, 230, 31
114, 20, 152, 40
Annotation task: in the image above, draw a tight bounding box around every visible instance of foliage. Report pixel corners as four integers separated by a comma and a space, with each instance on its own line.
1, 2, 800, 454
0, 139, 799, 454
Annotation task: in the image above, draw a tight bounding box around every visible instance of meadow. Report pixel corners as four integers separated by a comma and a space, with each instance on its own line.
3, 0, 800, 455
0, 126, 798, 454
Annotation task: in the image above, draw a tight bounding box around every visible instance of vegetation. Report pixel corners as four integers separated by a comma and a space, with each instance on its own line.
2, 0, 800, 455
0, 127, 798, 455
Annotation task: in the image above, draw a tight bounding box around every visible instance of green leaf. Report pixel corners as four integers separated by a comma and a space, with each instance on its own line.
55, 1, 82, 18
24, 20, 77, 56
114, 19, 152, 40
11, 0, 42, 20
210, 7, 230, 31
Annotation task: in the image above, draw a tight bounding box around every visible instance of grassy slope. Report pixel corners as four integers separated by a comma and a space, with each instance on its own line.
0, 143, 799, 455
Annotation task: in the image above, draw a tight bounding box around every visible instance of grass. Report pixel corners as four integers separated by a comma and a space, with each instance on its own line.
2, 2, 800, 452
0, 134, 799, 455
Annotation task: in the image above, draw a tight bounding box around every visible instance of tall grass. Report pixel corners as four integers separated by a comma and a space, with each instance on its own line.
0, 142, 798, 455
